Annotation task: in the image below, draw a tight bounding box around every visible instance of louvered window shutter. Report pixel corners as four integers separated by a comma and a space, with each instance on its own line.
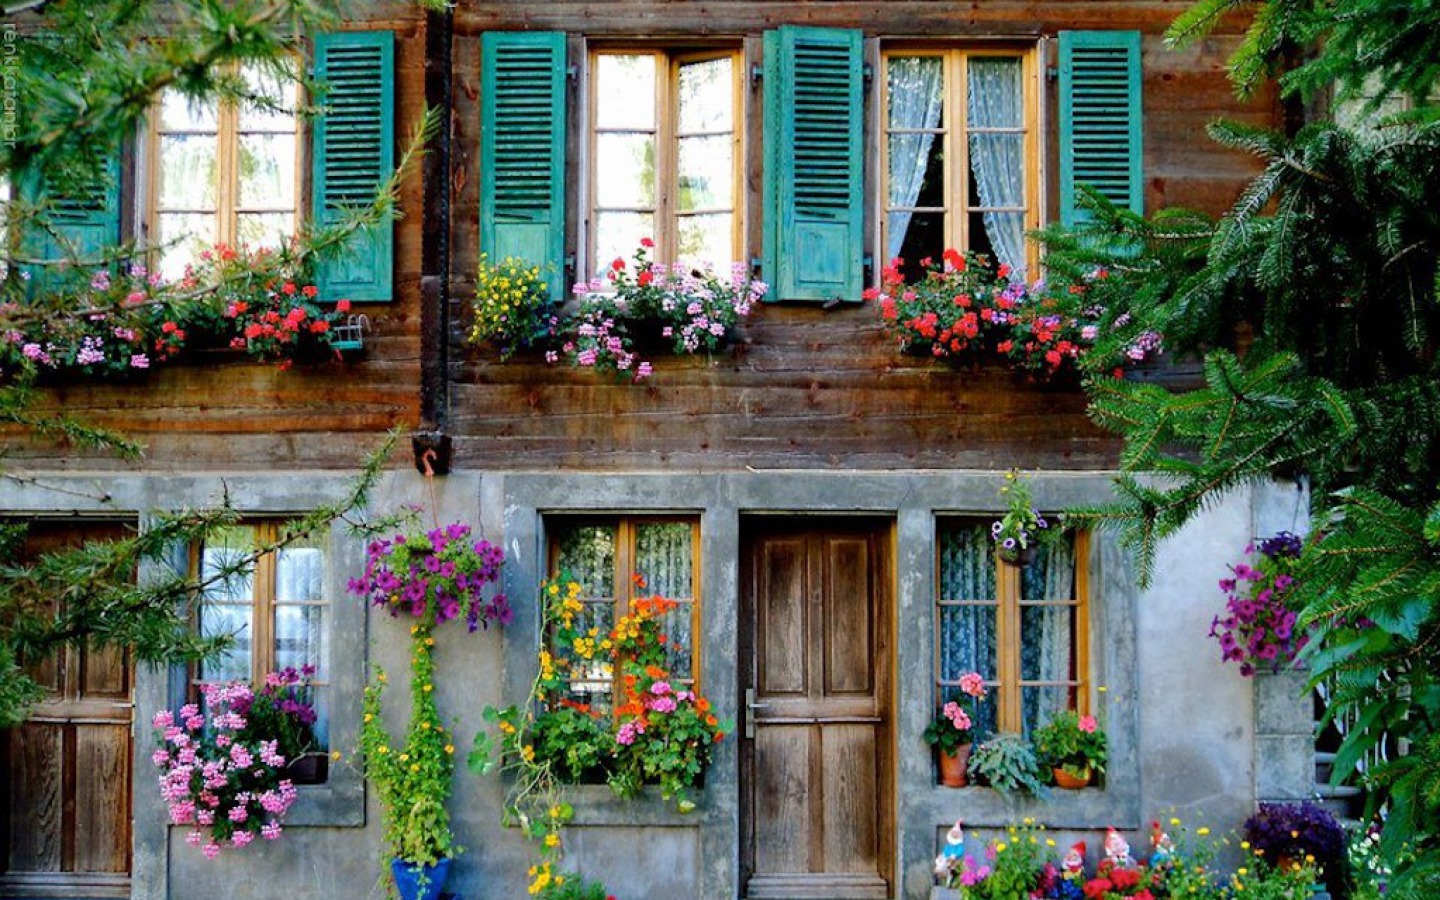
762, 26, 864, 303
1059, 31, 1144, 226
19, 152, 122, 291
312, 31, 395, 303
480, 32, 567, 303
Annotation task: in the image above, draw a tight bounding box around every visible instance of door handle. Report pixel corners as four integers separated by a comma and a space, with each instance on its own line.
744, 687, 769, 740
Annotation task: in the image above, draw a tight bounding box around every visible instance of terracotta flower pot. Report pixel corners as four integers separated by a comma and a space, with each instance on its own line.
1052, 766, 1092, 789
938, 743, 973, 788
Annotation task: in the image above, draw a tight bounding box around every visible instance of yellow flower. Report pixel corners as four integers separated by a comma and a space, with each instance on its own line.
364, 713, 374, 723
1170, 817, 1182, 826
1046, 839, 1056, 847
1198, 827, 1211, 836
410, 624, 419, 635
378, 745, 389, 755
445, 744, 455, 755
331, 751, 342, 761
544, 833, 560, 848
521, 744, 535, 762
1238, 867, 1249, 876
499, 721, 516, 735
399, 753, 410, 762
548, 805, 563, 820
425, 637, 435, 647
410, 764, 419, 772
996, 842, 1007, 852
1241, 841, 1251, 850
423, 684, 434, 693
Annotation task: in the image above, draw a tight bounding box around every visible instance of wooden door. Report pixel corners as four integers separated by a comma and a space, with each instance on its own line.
1, 521, 134, 899
741, 519, 893, 900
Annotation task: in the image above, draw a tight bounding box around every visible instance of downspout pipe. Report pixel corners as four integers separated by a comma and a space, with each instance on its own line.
415, 5, 454, 474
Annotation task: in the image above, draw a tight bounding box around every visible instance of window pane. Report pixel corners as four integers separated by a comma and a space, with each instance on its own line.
274, 605, 327, 675
1021, 685, 1074, 739
966, 57, 1024, 129
160, 92, 218, 132
198, 605, 252, 682
594, 133, 656, 208
239, 61, 298, 132
939, 604, 996, 685
276, 545, 323, 603
939, 524, 996, 600
155, 214, 214, 280
634, 522, 693, 598
593, 211, 653, 278
662, 603, 694, 680
676, 213, 733, 274
158, 134, 219, 210
236, 212, 294, 251
1020, 603, 1076, 682
595, 54, 656, 130
676, 135, 732, 212
967, 134, 1025, 207
1020, 538, 1075, 603
677, 57, 733, 133
237, 133, 297, 209
200, 529, 256, 601
554, 525, 617, 598
886, 132, 945, 210
887, 212, 944, 282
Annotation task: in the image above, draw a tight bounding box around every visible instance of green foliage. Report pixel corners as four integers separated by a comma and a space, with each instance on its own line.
967, 734, 1048, 796
1033, 710, 1108, 780
970, 820, 1051, 900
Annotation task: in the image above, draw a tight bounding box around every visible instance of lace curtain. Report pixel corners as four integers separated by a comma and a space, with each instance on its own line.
886, 56, 945, 261
967, 58, 1027, 276
1019, 540, 1076, 736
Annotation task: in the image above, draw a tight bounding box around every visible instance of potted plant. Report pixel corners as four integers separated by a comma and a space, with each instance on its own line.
1243, 802, 1347, 894
241, 664, 326, 784
1033, 709, 1107, 789
151, 681, 300, 858
351, 521, 509, 900
468, 254, 559, 358
923, 672, 988, 787
559, 239, 767, 381
966, 733, 1048, 796
991, 469, 1054, 566
1209, 531, 1308, 676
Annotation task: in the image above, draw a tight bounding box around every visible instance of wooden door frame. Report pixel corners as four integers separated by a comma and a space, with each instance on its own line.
738, 515, 897, 899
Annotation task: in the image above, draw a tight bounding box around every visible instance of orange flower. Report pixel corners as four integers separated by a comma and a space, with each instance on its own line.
696, 698, 711, 713
645, 665, 667, 680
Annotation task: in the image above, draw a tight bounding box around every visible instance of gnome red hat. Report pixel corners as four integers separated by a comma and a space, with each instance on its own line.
1062, 840, 1086, 875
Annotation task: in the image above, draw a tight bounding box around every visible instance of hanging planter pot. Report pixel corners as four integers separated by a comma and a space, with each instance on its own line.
997, 543, 1037, 568
390, 857, 451, 900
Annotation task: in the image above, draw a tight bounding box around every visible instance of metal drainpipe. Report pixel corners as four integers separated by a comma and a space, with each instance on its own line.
415, 6, 454, 474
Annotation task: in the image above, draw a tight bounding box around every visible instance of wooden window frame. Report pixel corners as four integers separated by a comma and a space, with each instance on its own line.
934, 524, 1090, 733
546, 515, 703, 702
586, 46, 744, 276
878, 44, 1041, 276
146, 59, 305, 263
189, 521, 331, 705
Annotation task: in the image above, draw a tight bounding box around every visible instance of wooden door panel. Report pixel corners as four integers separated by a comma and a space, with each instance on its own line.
74, 726, 131, 874
744, 520, 892, 900
6, 724, 64, 873
823, 536, 872, 697
80, 645, 129, 701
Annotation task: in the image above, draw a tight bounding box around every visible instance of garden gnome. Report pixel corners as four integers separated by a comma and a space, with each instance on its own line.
1149, 821, 1176, 865
1104, 827, 1135, 868
934, 820, 966, 878
1062, 841, 1087, 877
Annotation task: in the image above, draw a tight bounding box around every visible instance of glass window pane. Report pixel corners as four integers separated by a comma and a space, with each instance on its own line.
887, 211, 944, 283
554, 525, 617, 598
595, 54, 656, 130
677, 57, 733, 133
239, 61, 299, 132
237, 133, 297, 209
275, 545, 323, 603
677, 135, 732, 212
593, 211, 653, 278
967, 134, 1026, 207
634, 522, 693, 599
198, 605, 252, 682
594, 133, 656, 208
887, 132, 945, 210
966, 57, 1024, 129
1020, 603, 1076, 682
938, 524, 996, 601
1020, 537, 1075, 603
200, 529, 256, 602
155, 213, 215, 280
662, 602, 694, 680
308, 687, 330, 750
1021, 685, 1074, 739
939, 603, 996, 684
274, 604, 327, 676
236, 212, 294, 251
887, 56, 945, 128
158, 134, 219, 210
676, 213, 732, 274
160, 91, 218, 132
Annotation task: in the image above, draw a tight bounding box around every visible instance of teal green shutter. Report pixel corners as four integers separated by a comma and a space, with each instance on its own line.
762, 26, 864, 303
1059, 31, 1144, 226
312, 31, 395, 303
480, 32, 567, 303
19, 152, 122, 291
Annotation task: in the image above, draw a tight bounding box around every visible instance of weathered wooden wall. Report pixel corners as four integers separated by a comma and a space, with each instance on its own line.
5, 1, 1276, 473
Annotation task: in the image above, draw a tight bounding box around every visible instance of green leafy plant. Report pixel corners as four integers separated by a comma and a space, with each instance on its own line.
469, 254, 558, 358
967, 733, 1048, 796
1033, 710, 1108, 782
991, 470, 1056, 563
923, 671, 988, 754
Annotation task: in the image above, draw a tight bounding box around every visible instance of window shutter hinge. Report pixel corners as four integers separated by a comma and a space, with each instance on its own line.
1047, 66, 1059, 82
749, 256, 763, 277
750, 64, 764, 84
567, 64, 578, 82
862, 62, 874, 86
863, 253, 874, 282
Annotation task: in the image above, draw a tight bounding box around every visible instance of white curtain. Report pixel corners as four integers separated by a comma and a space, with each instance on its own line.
1021, 540, 1077, 733
886, 57, 945, 261
967, 59, 1027, 276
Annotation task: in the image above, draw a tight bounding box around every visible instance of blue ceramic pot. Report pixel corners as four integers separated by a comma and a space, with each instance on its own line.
389, 857, 451, 900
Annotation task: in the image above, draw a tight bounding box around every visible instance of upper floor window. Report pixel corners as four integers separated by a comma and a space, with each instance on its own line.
589, 49, 741, 277
150, 62, 301, 280
547, 517, 700, 711
882, 49, 1038, 281
936, 522, 1089, 736
194, 522, 330, 750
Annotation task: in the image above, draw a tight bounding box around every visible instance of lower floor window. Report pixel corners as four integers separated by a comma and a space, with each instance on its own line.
936, 522, 1089, 735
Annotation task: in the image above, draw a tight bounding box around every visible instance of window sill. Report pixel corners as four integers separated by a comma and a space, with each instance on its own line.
284, 768, 365, 828
560, 783, 721, 828
918, 782, 1139, 830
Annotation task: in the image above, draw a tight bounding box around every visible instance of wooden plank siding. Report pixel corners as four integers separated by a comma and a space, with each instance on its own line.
4, 2, 1277, 473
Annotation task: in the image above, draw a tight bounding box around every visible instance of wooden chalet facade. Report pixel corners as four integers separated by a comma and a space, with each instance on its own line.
1, 3, 1314, 899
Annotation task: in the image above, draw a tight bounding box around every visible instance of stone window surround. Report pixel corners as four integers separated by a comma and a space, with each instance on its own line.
496, 470, 1141, 900
0, 473, 369, 900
